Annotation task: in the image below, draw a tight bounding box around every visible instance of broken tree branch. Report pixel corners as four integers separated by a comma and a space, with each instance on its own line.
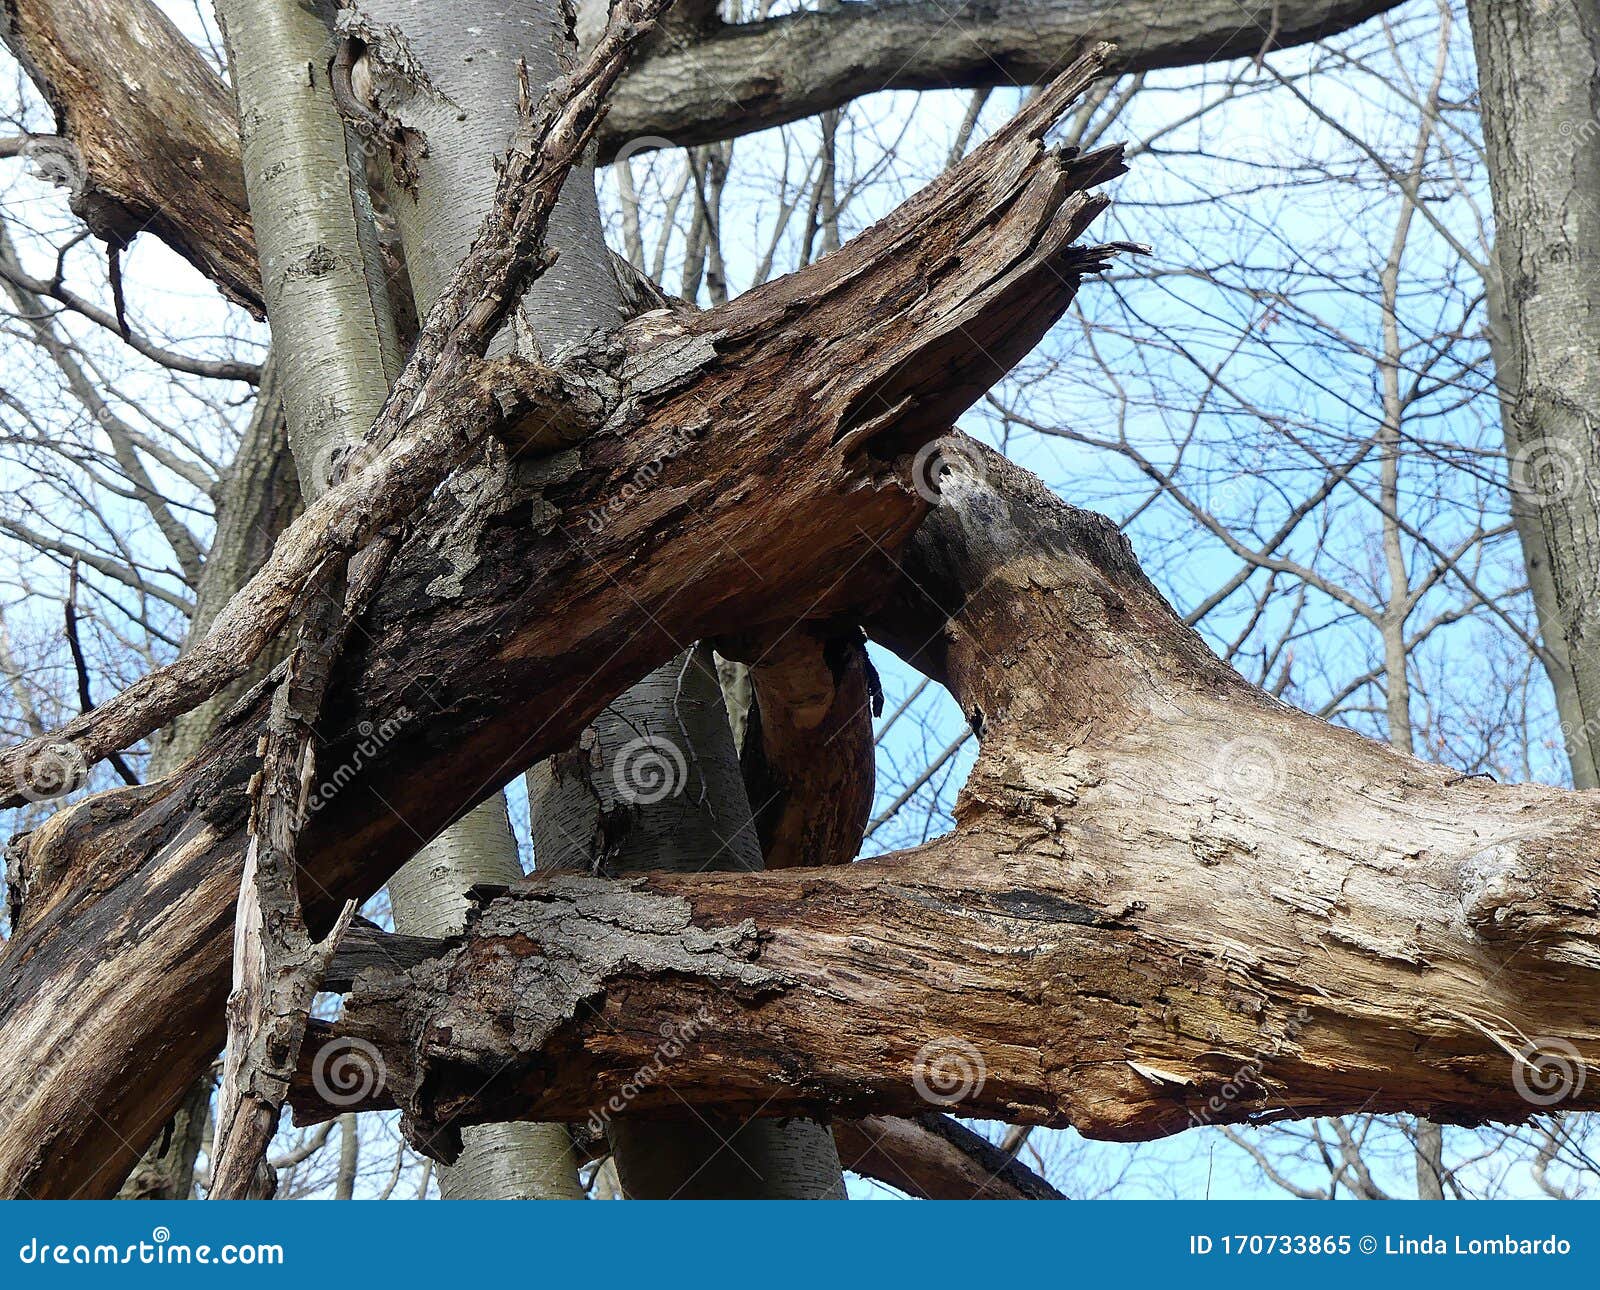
0, 56, 1125, 1197
283, 444, 1600, 1157
721, 622, 879, 869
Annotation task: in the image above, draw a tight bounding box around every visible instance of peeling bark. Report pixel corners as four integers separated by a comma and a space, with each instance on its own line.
289, 445, 1600, 1151
0, 60, 1123, 1197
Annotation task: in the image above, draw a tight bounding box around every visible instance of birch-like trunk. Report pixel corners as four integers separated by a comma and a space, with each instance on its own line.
529, 649, 847, 1198
350, 0, 843, 1198
218, 0, 580, 1198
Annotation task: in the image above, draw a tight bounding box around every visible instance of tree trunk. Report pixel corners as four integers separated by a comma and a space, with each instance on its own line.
529, 647, 846, 1198
1466, 0, 1600, 789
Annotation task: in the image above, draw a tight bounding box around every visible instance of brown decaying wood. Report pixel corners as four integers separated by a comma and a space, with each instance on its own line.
0, 57, 1123, 1198
280, 444, 1600, 1157
723, 623, 878, 869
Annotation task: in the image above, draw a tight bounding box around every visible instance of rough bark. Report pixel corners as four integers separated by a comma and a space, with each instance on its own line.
0, 0, 657, 805
603, 0, 1400, 154
3, 0, 1398, 309
226, 0, 586, 1200
387, 801, 585, 1199
291, 444, 1600, 1151
528, 646, 846, 1198
1466, 0, 1600, 789
0, 60, 1123, 1197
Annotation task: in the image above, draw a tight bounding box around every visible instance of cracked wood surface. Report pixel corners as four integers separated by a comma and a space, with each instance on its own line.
0, 60, 1122, 1197
287, 446, 1600, 1153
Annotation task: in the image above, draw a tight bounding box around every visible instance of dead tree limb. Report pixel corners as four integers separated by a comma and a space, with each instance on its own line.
723, 622, 879, 869
280, 445, 1600, 1156
0, 57, 1124, 1198
832, 1115, 1064, 1200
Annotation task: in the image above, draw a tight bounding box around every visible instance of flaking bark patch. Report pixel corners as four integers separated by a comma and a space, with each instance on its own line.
340, 876, 791, 1159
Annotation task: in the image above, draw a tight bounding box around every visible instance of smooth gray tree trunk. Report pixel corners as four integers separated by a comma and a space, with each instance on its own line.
529, 648, 847, 1199
219, 0, 580, 1198
1467, 0, 1600, 789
